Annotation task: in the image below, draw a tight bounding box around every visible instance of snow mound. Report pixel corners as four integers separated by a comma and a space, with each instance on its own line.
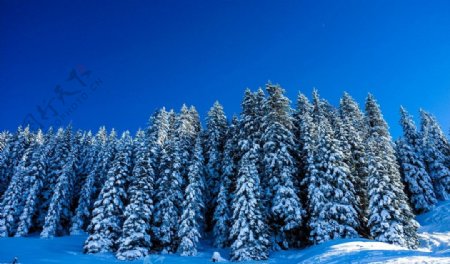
274, 238, 447, 264
273, 201, 450, 263
417, 200, 450, 233
416, 201, 450, 255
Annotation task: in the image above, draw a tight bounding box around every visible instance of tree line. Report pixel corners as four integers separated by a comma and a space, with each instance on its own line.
0, 84, 449, 261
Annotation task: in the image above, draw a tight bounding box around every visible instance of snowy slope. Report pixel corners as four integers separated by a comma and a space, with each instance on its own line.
289, 201, 450, 263
1, 201, 449, 264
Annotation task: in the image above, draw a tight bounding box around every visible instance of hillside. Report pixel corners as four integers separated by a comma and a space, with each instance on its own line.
1, 201, 448, 263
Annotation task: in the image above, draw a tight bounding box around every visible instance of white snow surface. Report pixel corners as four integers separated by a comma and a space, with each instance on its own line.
1, 201, 449, 263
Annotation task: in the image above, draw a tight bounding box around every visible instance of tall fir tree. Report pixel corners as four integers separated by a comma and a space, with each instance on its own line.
70, 128, 109, 234
152, 110, 184, 253
0, 128, 35, 237
0, 152, 28, 236
230, 142, 269, 261
176, 105, 201, 187
0, 131, 12, 152
0, 126, 32, 198
71, 131, 95, 217
294, 92, 314, 169
420, 110, 450, 200
15, 130, 47, 236
397, 107, 437, 213
365, 94, 419, 249
41, 151, 76, 237
116, 130, 154, 260
262, 83, 304, 249
177, 136, 205, 256
146, 108, 171, 170
307, 91, 360, 244
35, 127, 58, 229
205, 101, 228, 232
294, 93, 316, 218
339, 92, 369, 236
420, 110, 450, 161
36, 127, 69, 229
213, 116, 239, 248
84, 131, 133, 253
229, 90, 269, 261
41, 126, 77, 238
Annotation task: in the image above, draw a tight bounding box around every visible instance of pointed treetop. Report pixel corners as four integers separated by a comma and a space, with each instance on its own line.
312, 89, 321, 110
399, 106, 420, 146
365, 93, 390, 138
213, 100, 223, 108
135, 128, 145, 140
109, 128, 117, 140
181, 103, 188, 110
296, 92, 312, 114
255, 87, 266, 102
340, 92, 361, 113
35, 129, 45, 145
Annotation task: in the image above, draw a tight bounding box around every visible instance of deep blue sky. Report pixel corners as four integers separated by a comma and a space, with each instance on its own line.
1, 0, 449, 138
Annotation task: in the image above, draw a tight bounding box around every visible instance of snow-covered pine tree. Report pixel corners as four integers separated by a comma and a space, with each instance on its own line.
262, 83, 304, 249
338, 92, 369, 236
146, 108, 171, 167
213, 116, 239, 248
294, 93, 316, 213
311, 89, 323, 124
144, 109, 171, 250
70, 127, 108, 234
420, 110, 450, 162
223, 116, 240, 189
396, 138, 437, 213
0, 142, 11, 197
420, 110, 450, 200
177, 136, 205, 256
0, 128, 35, 237
212, 173, 231, 248
0, 131, 12, 152
242, 89, 266, 185
229, 142, 269, 261
293, 92, 313, 174
254, 88, 267, 141
35, 127, 67, 229
0, 153, 28, 237
15, 130, 47, 236
239, 88, 265, 185
397, 107, 436, 213
176, 105, 201, 187
101, 129, 118, 183
294, 93, 317, 247
116, 129, 154, 260
320, 98, 340, 130
72, 131, 94, 211
307, 92, 360, 244
41, 126, 76, 238
238, 89, 265, 145
205, 101, 227, 233
365, 94, 419, 249
84, 131, 133, 253
0, 126, 32, 197
152, 110, 184, 253
88, 128, 117, 198
189, 106, 202, 136
422, 109, 450, 166
229, 90, 269, 261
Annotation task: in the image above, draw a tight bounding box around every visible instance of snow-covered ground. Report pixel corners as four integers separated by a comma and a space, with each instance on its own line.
1, 201, 449, 264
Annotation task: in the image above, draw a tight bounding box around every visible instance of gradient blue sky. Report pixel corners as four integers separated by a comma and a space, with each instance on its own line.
1, 0, 449, 137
